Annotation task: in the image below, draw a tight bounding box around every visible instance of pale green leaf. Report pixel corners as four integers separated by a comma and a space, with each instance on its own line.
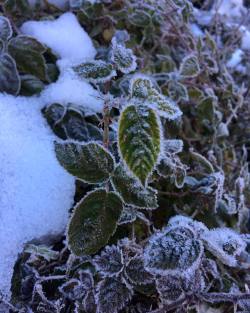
118, 104, 161, 186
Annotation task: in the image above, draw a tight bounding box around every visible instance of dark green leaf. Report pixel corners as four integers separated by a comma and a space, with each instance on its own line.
68, 189, 123, 255
20, 74, 44, 96
0, 52, 20, 95
8, 35, 47, 81
111, 164, 158, 209
55, 141, 115, 184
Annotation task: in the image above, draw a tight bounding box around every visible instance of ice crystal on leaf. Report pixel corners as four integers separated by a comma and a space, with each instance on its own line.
96, 276, 133, 313
202, 228, 247, 267
118, 104, 161, 186
73, 60, 116, 83
124, 255, 153, 286
144, 225, 204, 277
93, 245, 124, 277
111, 38, 137, 74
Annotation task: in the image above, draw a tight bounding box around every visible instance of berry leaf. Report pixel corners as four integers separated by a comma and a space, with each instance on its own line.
73, 60, 116, 83
0, 16, 12, 41
111, 38, 137, 74
93, 245, 124, 277
96, 276, 133, 313
54, 141, 115, 184
67, 189, 123, 256
0, 52, 20, 95
118, 104, 161, 186
179, 54, 200, 78
8, 35, 47, 81
111, 164, 158, 209
144, 226, 203, 276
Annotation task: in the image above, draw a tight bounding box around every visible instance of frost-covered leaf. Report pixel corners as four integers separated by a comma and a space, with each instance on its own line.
0, 52, 20, 95
8, 35, 47, 81
168, 80, 189, 103
59, 279, 86, 300
93, 245, 124, 277
179, 54, 200, 78
54, 141, 115, 183
118, 104, 161, 186
83, 290, 96, 313
96, 276, 133, 313
167, 215, 208, 237
130, 10, 151, 27
174, 165, 187, 188
125, 255, 153, 285
129, 75, 182, 120
201, 228, 246, 267
79, 269, 94, 289
111, 38, 136, 74
73, 60, 116, 83
156, 275, 184, 304
20, 74, 44, 96
118, 206, 137, 225
197, 97, 215, 123
24, 244, 59, 261
111, 164, 158, 209
129, 75, 153, 98
144, 226, 204, 276
164, 140, 183, 154
68, 189, 123, 256
147, 89, 182, 120
0, 16, 12, 41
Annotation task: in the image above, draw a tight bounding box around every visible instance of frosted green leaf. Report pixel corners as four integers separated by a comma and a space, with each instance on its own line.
125, 255, 153, 285
96, 276, 133, 313
168, 80, 189, 103
0, 52, 20, 95
24, 244, 59, 261
118, 104, 161, 186
0, 16, 12, 41
93, 245, 124, 277
144, 226, 203, 276
68, 189, 123, 256
201, 228, 246, 267
8, 35, 47, 81
111, 38, 136, 74
73, 60, 116, 83
179, 54, 200, 78
118, 206, 137, 225
111, 164, 158, 209
130, 10, 151, 27
54, 141, 115, 184
164, 139, 183, 154
147, 88, 182, 120
129, 75, 153, 98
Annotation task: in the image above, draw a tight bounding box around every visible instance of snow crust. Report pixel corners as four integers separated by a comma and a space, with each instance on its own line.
0, 12, 101, 297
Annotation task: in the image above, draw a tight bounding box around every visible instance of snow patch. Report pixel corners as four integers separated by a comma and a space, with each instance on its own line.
0, 94, 75, 296
21, 12, 96, 64
0, 12, 102, 297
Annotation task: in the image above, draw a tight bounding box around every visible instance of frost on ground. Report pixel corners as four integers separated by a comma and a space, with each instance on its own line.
0, 12, 100, 297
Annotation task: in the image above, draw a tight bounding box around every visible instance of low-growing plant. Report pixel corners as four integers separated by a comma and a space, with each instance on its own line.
1, 0, 250, 312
